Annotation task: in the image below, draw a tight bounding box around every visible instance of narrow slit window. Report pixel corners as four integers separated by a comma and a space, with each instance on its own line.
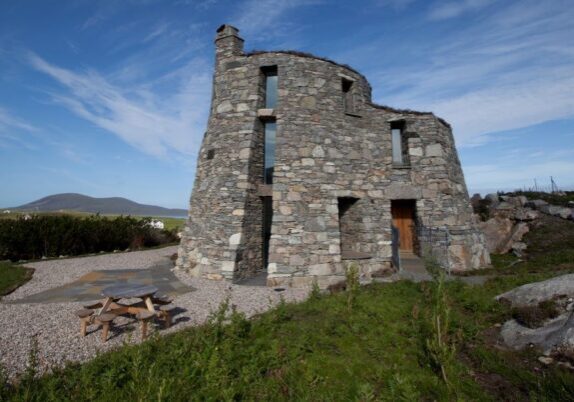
263, 121, 276, 184
342, 78, 354, 113
262, 66, 278, 109
338, 197, 363, 258
261, 196, 273, 269
391, 127, 403, 164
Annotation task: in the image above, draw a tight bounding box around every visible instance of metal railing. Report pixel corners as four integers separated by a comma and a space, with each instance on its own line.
415, 223, 451, 273
391, 225, 400, 270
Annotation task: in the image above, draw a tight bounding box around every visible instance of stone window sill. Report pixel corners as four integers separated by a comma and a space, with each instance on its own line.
392, 163, 411, 169
345, 111, 362, 118
341, 250, 372, 260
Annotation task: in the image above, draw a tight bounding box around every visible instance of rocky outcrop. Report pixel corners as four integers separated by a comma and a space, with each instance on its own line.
496, 274, 574, 360
500, 313, 574, 356
474, 193, 572, 256
525, 199, 573, 220
476, 195, 538, 255
496, 274, 574, 307
478, 219, 529, 254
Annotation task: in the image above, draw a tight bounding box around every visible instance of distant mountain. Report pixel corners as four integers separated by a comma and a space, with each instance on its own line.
9, 193, 188, 217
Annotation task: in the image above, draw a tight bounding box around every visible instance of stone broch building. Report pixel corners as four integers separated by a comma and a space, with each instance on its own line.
176, 25, 490, 287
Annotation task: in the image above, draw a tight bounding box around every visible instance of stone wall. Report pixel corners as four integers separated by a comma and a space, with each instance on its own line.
177, 24, 491, 287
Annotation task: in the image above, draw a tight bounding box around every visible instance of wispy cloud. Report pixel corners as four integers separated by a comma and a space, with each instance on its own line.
0, 107, 37, 133
428, 0, 495, 20
0, 107, 39, 149
231, 0, 320, 38
28, 53, 211, 158
371, 0, 574, 147
376, 0, 416, 10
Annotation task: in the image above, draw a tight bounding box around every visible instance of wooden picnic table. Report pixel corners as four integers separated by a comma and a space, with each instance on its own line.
98, 284, 159, 317
76, 284, 176, 341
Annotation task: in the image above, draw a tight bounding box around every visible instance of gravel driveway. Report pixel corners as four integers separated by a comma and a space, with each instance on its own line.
0, 247, 308, 379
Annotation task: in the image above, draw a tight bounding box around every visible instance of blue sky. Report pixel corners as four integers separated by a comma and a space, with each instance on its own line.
0, 0, 573, 208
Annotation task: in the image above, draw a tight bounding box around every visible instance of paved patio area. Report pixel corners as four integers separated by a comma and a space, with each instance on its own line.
6, 261, 193, 304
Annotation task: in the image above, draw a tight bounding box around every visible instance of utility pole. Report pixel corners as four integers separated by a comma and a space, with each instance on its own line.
551, 176, 558, 193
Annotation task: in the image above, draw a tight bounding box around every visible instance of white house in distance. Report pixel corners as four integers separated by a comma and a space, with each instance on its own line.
148, 219, 165, 230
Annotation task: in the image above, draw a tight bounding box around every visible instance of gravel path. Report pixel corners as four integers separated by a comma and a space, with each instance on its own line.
0, 247, 308, 379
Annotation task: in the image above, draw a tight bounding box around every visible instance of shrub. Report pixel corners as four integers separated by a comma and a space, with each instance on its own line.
0, 215, 178, 261
511, 300, 560, 328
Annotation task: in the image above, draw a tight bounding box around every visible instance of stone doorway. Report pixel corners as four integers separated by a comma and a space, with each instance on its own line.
391, 200, 417, 252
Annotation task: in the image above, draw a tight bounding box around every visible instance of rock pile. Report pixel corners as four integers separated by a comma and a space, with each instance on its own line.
472, 193, 573, 257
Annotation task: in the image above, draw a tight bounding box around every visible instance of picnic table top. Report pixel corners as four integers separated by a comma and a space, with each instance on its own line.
101, 284, 158, 299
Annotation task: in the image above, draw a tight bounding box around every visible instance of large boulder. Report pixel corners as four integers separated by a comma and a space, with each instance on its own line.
485, 193, 500, 204
497, 274, 574, 356
525, 199, 548, 210
478, 216, 513, 253
500, 312, 574, 355
555, 207, 572, 220
478, 218, 529, 254
496, 274, 574, 307
513, 208, 540, 221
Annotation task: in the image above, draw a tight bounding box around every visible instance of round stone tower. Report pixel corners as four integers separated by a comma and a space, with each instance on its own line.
176, 25, 490, 287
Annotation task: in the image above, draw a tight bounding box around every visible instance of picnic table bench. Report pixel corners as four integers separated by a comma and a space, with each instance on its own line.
74, 284, 176, 342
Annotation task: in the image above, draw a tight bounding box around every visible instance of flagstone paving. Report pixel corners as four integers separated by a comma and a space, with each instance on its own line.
6, 262, 193, 304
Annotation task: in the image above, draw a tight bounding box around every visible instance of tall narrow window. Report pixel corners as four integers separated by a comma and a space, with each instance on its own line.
342, 78, 354, 113
262, 66, 278, 109
261, 196, 273, 269
263, 122, 276, 184
391, 127, 403, 164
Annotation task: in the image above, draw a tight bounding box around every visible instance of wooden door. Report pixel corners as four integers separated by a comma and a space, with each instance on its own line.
391, 200, 416, 252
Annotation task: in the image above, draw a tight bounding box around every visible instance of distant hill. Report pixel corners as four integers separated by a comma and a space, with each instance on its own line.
8, 193, 188, 217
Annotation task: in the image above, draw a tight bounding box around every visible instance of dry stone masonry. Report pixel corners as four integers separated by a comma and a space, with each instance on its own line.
176, 25, 490, 287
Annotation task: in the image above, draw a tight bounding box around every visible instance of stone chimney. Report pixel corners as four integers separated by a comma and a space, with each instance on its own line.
215, 24, 244, 59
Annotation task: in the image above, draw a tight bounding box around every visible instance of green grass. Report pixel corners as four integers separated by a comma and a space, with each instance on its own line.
151, 216, 185, 232
2, 282, 481, 401
0, 261, 33, 297
2, 215, 574, 400
4, 273, 574, 401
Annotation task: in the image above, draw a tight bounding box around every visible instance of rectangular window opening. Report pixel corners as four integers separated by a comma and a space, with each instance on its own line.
391, 122, 407, 165
206, 149, 215, 160
263, 121, 276, 184
341, 78, 354, 113
337, 197, 360, 256
262, 66, 278, 109
261, 196, 273, 269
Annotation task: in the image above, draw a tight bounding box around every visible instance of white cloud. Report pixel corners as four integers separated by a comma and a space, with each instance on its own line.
373, 0, 574, 147
428, 0, 494, 20
0, 107, 38, 149
28, 53, 211, 158
231, 0, 320, 38
376, 0, 417, 9
0, 107, 37, 133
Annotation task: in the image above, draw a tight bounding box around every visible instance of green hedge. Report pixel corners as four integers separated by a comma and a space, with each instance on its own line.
0, 215, 178, 261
